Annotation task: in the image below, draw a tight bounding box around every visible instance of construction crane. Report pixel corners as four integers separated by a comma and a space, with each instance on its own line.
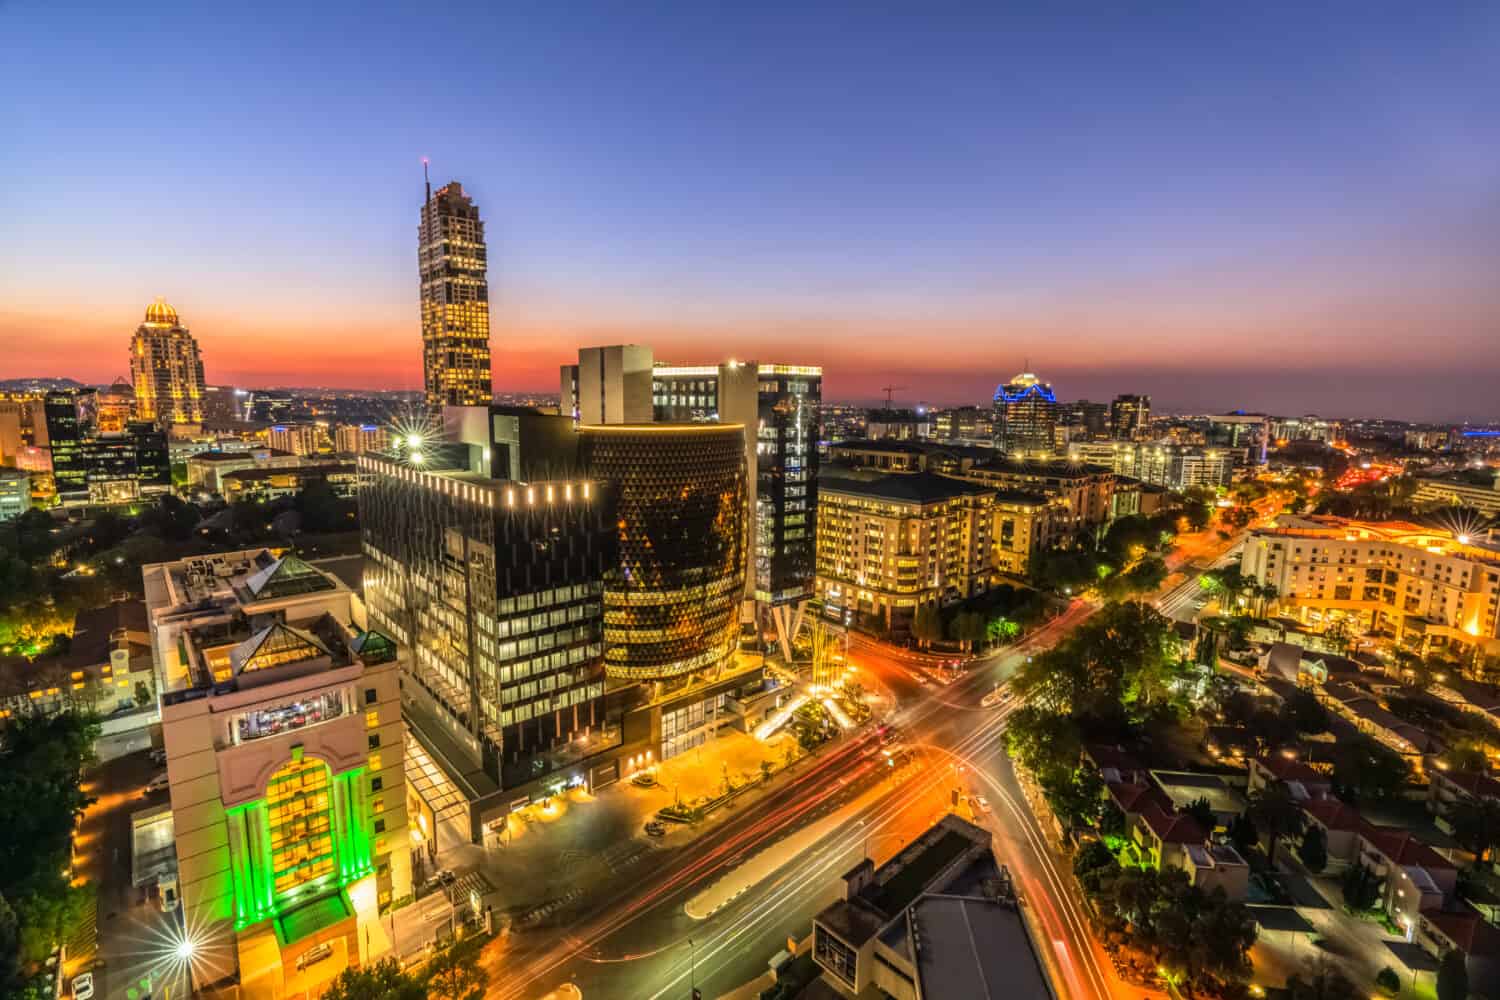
880, 385, 907, 408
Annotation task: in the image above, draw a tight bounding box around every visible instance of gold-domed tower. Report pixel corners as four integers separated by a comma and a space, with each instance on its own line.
130, 298, 205, 433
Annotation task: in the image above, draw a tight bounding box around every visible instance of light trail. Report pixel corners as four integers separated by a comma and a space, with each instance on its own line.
639, 706, 1023, 1000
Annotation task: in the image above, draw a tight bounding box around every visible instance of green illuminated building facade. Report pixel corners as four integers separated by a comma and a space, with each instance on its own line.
148, 550, 410, 999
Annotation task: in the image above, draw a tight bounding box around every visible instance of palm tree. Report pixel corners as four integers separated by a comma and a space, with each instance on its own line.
1247, 781, 1305, 867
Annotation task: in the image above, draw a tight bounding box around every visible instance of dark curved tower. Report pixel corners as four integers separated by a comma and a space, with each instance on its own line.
578, 425, 747, 680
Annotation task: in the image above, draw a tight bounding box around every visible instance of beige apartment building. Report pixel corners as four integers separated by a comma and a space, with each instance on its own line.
1241, 516, 1500, 658
144, 549, 410, 998
815, 471, 1050, 630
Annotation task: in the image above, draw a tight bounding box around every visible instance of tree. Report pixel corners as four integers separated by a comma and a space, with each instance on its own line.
1247, 782, 1304, 867
1183, 796, 1217, 835
321, 957, 426, 1000
1436, 949, 1469, 1000
1341, 863, 1380, 911
1287, 964, 1363, 1000
986, 616, 1020, 644
1074, 839, 1117, 879
0, 893, 19, 994
759, 760, 773, 785
1446, 796, 1500, 863
1299, 825, 1328, 873
1228, 813, 1258, 857
910, 603, 943, 647
424, 936, 487, 1000
1286, 689, 1330, 733
1375, 968, 1401, 997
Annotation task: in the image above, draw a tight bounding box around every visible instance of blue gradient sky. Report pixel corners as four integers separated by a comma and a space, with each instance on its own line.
2, 2, 1498, 419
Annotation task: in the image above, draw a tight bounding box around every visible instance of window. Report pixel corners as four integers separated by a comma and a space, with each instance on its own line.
368, 734, 380, 750
371, 776, 383, 792
366, 709, 379, 729
374, 819, 386, 834
364, 688, 377, 705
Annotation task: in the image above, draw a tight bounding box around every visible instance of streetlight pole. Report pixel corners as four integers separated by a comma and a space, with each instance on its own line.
689, 937, 698, 999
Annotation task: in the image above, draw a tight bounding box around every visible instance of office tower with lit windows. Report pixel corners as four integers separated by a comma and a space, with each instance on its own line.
1110, 394, 1151, 440
577, 424, 748, 681
144, 549, 410, 999
1061, 399, 1109, 440
419, 177, 492, 411
992, 371, 1059, 456
96, 378, 136, 434
1207, 412, 1271, 465
130, 298, 206, 435
651, 361, 821, 657
358, 430, 619, 840
44, 388, 170, 505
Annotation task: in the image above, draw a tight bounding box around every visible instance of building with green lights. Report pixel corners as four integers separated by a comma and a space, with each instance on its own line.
147, 549, 409, 999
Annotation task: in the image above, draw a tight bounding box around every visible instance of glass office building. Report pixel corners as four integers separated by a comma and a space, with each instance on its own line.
578, 424, 747, 680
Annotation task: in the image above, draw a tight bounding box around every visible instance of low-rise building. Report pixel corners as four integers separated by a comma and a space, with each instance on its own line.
332, 424, 389, 455
221, 463, 361, 503
0, 468, 29, 520
266, 423, 325, 456
0, 600, 154, 722
811, 814, 1054, 1000
1413, 473, 1500, 517
1358, 827, 1458, 934
187, 447, 303, 494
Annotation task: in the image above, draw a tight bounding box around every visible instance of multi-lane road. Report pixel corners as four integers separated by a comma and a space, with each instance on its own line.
483, 599, 1122, 1000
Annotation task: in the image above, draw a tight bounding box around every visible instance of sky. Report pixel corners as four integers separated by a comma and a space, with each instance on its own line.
2, 2, 1498, 421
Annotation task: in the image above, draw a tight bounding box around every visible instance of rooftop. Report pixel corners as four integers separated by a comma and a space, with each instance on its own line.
819, 470, 993, 505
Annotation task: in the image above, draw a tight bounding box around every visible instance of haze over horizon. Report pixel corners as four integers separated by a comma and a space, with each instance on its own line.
3, 2, 1498, 421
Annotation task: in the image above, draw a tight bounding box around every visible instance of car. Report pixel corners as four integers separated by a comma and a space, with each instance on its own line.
974, 795, 990, 813
437, 869, 456, 885
644, 820, 667, 838
142, 772, 169, 795
148, 748, 167, 764
72, 972, 94, 1000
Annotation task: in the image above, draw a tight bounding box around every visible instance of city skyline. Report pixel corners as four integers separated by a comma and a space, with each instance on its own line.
4, 3, 1499, 421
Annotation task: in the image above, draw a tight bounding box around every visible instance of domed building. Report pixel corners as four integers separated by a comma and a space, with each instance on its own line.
130, 298, 205, 433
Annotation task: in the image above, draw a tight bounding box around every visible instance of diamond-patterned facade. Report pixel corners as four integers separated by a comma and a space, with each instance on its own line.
579, 425, 747, 681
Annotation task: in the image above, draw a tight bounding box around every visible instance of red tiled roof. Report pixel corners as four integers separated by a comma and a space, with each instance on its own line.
1300, 799, 1364, 832
1420, 906, 1500, 956
1437, 770, 1500, 801
1086, 744, 1146, 775
1254, 756, 1329, 785
1139, 801, 1207, 845
1107, 781, 1170, 815
1360, 828, 1455, 871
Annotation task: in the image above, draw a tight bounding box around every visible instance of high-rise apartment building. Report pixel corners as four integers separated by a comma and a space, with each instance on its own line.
419, 177, 491, 411
143, 550, 409, 999
267, 423, 324, 456
651, 361, 821, 656
932, 405, 994, 444
1111, 394, 1151, 440
992, 371, 1059, 456
130, 299, 205, 434
962, 457, 1115, 536
1066, 441, 1232, 491
333, 424, 390, 455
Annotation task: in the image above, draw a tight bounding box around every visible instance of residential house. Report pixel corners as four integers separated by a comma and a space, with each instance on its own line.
1357, 827, 1458, 934
1248, 755, 1333, 801
1416, 904, 1500, 999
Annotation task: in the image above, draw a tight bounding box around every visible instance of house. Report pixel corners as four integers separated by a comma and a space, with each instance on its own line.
1248, 755, 1333, 801
1150, 770, 1247, 831
0, 600, 155, 722
1180, 843, 1251, 900
1357, 827, 1458, 934
1428, 769, 1500, 832
1133, 800, 1208, 871
1083, 744, 1148, 784
811, 814, 1056, 999
1299, 799, 1367, 868
1416, 904, 1500, 999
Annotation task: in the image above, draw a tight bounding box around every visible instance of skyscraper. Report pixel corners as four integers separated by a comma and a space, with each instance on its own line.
129, 298, 205, 434
419, 172, 491, 411
652, 361, 821, 658
992, 371, 1059, 456
1110, 394, 1151, 440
